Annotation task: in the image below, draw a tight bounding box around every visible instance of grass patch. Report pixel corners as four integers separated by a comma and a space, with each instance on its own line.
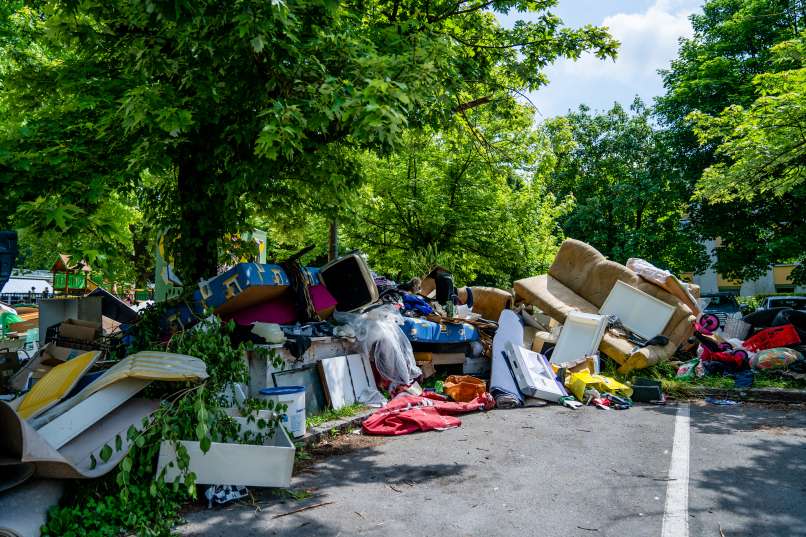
305, 403, 368, 428
600, 355, 806, 395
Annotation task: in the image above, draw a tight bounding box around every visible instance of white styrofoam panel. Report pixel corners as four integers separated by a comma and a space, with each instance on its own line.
599, 280, 675, 340
346, 353, 371, 400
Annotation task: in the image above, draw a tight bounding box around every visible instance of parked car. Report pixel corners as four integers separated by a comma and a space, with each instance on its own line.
756, 296, 806, 312
701, 292, 744, 327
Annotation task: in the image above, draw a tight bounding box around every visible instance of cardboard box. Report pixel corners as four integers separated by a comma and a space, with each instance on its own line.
58, 319, 100, 342
417, 362, 436, 379
414, 352, 466, 365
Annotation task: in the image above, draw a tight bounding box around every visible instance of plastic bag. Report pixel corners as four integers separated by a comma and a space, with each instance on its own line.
565, 370, 632, 402
335, 306, 421, 389
443, 375, 486, 402
676, 358, 699, 380
749, 347, 803, 370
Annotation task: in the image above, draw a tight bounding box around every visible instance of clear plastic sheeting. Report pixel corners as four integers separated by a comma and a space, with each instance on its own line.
334, 306, 421, 389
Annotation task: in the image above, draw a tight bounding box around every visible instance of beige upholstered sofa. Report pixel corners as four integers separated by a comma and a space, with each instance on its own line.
514, 239, 696, 373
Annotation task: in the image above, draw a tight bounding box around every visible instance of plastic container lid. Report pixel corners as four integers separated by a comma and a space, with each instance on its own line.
260, 386, 305, 396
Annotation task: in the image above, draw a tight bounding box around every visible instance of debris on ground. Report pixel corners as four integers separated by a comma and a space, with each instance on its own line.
2, 238, 803, 536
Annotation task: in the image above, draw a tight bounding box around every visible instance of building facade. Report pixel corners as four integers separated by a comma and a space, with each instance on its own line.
682, 240, 805, 296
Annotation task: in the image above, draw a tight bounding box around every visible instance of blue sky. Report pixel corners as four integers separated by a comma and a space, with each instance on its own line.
497, 0, 703, 117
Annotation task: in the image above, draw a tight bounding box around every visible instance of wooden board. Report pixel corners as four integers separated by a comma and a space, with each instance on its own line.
346, 354, 372, 399
414, 352, 466, 365
319, 356, 355, 410
599, 280, 675, 340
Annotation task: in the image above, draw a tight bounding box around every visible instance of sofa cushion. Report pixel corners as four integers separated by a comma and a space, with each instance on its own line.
577, 260, 642, 308
547, 239, 604, 295
601, 332, 678, 370
513, 274, 598, 322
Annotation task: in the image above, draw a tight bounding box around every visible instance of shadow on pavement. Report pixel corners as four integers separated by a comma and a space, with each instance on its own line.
645, 401, 806, 537
179, 435, 468, 536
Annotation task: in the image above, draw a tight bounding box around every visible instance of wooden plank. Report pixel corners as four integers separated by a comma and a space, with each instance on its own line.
429, 353, 466, 366
319, 356, 355, 410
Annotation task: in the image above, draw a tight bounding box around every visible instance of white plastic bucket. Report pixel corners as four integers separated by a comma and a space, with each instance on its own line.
259, 386, 306, 438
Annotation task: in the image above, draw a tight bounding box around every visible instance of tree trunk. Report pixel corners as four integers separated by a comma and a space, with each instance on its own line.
175, 155, 221, 285
328, 219, 339, 261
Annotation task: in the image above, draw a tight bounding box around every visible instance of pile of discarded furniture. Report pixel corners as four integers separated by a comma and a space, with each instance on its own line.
3, 237, 772, 536
676, 300, 806, 386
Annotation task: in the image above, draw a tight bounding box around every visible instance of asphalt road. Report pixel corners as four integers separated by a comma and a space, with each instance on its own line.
178, 401, 806, 537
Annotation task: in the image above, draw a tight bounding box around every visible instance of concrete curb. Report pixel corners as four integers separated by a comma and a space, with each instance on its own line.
300, 409, 374, 447
685, 386, 806, 403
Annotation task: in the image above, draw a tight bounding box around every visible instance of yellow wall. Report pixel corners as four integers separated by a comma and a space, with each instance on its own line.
717, 274, 742, 288
773, 265, 795, 286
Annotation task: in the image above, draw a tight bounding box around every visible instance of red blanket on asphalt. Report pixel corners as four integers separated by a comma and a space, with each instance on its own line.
362, 392, 495, 436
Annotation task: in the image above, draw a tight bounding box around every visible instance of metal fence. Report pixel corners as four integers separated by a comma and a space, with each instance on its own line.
0, 291, 51, 305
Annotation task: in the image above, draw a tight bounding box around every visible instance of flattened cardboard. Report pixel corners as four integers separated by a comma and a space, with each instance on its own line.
58, 319, 100, 342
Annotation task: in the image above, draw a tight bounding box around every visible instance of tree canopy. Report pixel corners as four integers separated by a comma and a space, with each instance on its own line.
691, 33, 806, 202
344, 103, 570, 286
655, 0, 806, 283
545, 99, 708, 274
0, 0, 616, 283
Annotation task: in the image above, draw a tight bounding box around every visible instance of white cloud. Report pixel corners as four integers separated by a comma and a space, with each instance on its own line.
532, 0, 699, 116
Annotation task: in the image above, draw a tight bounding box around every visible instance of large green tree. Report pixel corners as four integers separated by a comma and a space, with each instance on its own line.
0, 0, 617, 283
691, 33, 806, 282
544, 99, 708, 275
655, 0, 806, 282
344, 103, 570, 287
691, 33, 806, 201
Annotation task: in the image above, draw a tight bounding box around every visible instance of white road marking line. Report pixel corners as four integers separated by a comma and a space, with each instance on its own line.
662, 403, 690, 537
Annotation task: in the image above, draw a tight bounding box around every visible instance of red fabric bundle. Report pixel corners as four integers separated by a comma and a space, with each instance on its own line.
362, 392, 495, 436
743, 324, 801, 352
